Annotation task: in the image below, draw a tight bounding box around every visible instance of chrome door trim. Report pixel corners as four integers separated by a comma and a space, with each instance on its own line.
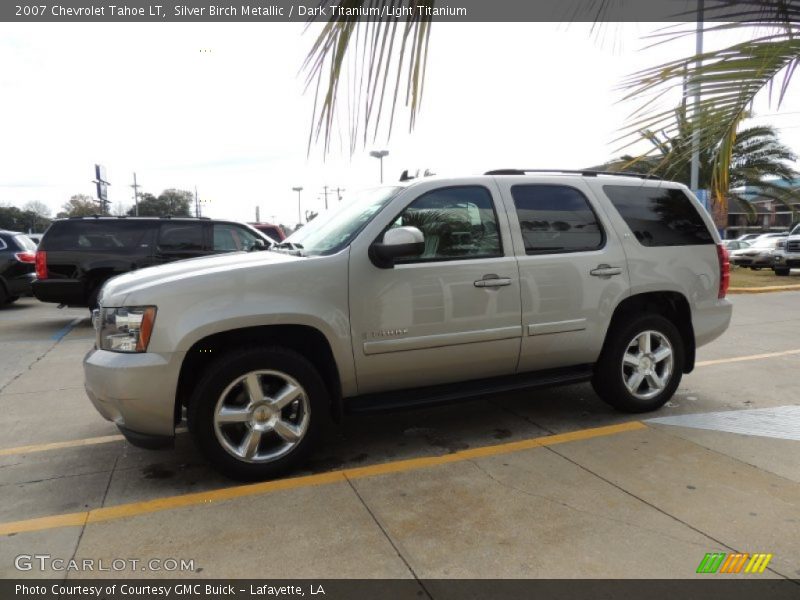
527, 318, 587, 336
363, 325, 523, 356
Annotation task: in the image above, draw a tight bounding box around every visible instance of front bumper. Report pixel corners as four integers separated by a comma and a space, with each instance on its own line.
731, 253, 776, 267
772, 253, 800, 269
83, 347, 185, 448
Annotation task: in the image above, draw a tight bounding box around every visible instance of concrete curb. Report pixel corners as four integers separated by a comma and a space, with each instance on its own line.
729, 284, 800, 294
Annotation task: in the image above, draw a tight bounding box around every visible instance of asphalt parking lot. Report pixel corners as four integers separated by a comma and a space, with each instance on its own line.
0, 294, 798, 580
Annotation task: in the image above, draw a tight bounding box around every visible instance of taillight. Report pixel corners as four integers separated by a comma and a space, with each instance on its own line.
717, 243, 730, 299
14, 251, 36, 263
35, 251, 48, 280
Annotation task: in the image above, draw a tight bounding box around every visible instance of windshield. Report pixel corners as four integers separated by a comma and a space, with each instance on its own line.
285, 187, 402, 256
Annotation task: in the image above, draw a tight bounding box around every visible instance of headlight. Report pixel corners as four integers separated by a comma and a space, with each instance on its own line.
97, 306, 157, 353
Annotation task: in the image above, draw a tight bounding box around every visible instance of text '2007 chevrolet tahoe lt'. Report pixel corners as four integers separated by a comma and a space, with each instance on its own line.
84, 170, 732, 479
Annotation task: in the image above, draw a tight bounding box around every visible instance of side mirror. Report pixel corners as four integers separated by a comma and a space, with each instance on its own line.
251, 239, 267, 251
370, 226, 425, 268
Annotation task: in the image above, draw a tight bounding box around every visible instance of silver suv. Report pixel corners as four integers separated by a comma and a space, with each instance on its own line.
84, 170, 732, 479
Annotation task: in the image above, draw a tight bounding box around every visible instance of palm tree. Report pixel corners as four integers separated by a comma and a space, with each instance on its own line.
303, 2, 798, 204
614, 1, 800, 209
597, 105, 800, 226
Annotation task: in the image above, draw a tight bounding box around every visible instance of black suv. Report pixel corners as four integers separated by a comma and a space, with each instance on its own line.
33, 217, 272, 309
0, 230, 37, 305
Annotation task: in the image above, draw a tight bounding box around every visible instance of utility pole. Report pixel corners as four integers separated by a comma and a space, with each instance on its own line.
690, 0, 704, 193
335, 187, 346, 202
322, 185, 329, 210
292, 186, 303, 224
369, 150, 389, 183
130, 172, 141, 216
255, 206, 260, 222
194, 186, 200, 218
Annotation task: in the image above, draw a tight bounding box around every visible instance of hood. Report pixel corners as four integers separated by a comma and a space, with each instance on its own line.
100, 250, 303, 306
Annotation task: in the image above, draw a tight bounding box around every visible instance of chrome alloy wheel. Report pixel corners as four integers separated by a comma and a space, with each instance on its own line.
213, 370, 310, 463
621, 330, 674, 401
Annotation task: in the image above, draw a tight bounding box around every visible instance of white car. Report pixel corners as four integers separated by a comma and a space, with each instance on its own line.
729, 236, 783, 269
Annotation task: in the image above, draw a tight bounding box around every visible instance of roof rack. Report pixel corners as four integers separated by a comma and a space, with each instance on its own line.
484, 169, 661, 180
63, 215, 210, 220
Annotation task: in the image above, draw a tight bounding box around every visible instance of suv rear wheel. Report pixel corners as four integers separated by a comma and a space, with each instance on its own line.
188, 346, 328, 480
592, 314, 684, 413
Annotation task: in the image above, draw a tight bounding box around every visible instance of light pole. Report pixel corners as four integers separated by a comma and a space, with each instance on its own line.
690, 0, 704, 194
369, 150, 389, 183
292, 186, 303, 224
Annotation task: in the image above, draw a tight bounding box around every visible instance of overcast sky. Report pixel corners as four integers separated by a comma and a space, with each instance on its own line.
2, 21, 799, 227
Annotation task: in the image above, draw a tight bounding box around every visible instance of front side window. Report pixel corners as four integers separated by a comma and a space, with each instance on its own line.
213, 224, 239, 252
603, 185, 713, 247
213, 224, 262, 252
158, 223, 204, 252
391, 186, 502, 262
511, 185, 604, 254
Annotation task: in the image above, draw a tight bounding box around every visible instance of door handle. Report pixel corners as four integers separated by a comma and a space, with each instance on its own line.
474, 274, 512, 288
590, 264, 622, 277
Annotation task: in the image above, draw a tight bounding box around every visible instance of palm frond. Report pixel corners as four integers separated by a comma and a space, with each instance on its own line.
302, 1, 433, 155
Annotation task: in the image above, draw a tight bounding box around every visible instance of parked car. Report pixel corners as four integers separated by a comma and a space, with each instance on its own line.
33, 217, 273, 309
249, 222, 286, 242
84, 171, 732, 479
773, 231, 800, 276
0, 230, 37, 304
723, 239, 751, 252
735, 233, 763, 243
729, 235, 783, 269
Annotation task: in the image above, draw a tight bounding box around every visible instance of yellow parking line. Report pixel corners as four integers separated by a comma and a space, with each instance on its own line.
0, 434, 125, 457
0, 427, 188, 458
696, 348, 800, 367
0, 421, 645, 536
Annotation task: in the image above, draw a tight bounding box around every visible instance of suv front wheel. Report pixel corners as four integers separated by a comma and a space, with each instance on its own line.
592, 314, 684, 413
188, 346, 328, 480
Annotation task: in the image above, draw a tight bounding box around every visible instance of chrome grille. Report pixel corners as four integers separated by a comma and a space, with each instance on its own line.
787, 239, 800, 253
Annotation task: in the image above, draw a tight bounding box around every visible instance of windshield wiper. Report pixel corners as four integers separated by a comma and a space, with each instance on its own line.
274, 242, 306, 256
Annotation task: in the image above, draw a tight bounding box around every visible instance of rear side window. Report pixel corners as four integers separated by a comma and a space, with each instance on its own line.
158, 223, 204, 252
511, 185, 604, 254
41, 221, 154, 252
603, 185, 713, 246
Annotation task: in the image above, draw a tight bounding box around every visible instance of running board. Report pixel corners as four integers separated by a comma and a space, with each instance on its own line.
344, 365, 594, 414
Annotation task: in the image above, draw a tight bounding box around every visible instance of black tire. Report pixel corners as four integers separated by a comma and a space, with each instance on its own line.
87, 284, 101, 312
774, 268, 791, 276
187, 346, 328, 480
592, 314, 684, 413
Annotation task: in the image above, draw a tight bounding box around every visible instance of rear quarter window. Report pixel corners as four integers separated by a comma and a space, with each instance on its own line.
13, 235, 37, 251
41, 221, 155, 253
603, 185, 714, 247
